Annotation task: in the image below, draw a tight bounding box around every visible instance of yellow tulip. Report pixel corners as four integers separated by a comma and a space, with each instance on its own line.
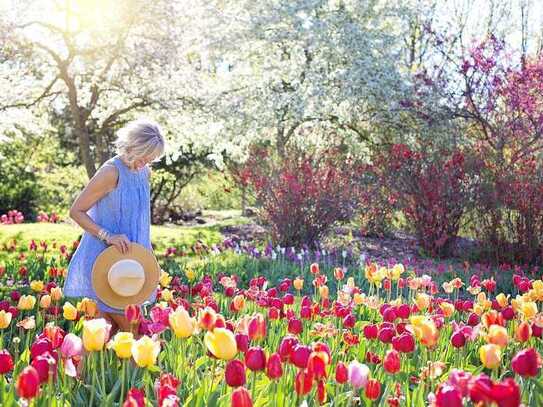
319, 285, 329, 299
233, 295, 245, 312
18, 295, 36, 310
293, 278, 304, 291
204, 328, 237, 360
409, 316, 439, 348
30, 280, 44, 292
108, 332, 134, 359
161, 288, 173, 302
169, 307, 196, 338
185, 268, 196, 281
415, 293, 430, 311
496, 293, 508, 308
159, 271, 172, 288
63, 302, 78, 321
439, 302, 455, 318
479, 344, 501, 369
346, 277, 355, 289
391, 264, 404, 280
77, 298, 98, 318
521, 301, 538, 320
0, 310, 12, 329
50, 287, 63, 302
131, 335, 161, 368
39, 295, 51, 309
486, 325, 508, 348
83, 318, 110, 352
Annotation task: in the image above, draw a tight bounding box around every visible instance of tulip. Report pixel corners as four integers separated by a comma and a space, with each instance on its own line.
378, 326, 395, 343
266, 353, 283, 380
82, 318, 110, 352
363, 324, 378, 340
515, 321, 532, 343
511, 348, 542, 377
245, 347, 266, 371
291, 344, 311, 369
16, 366, 40, 399
317, 379, 327, 404
0, 349, 14, 374
287, 318, 303, 335
50, 287, 62, 302
132, 335, 160, 368
60, 333, 82, 358
440, 302, 455, 318
335, 362, 348, 384
294, 369, 313, 396
18, 295, 36, 310
392, 332, 415, 353
231, 386, 253, 407
278, 336, 298, 361
435, 384, 462, 407
396, 304, 411, 319
479, 344, 501, 369
30, 280, 44, 292
307, 351, 328, 379
348, 360, 369, 389
247, 313, 266, 341
31, 352, 57, 383
364, 378, 381, 400
125, 304, 142, 324
124, 388, 145, 407
204, 328, 237, 360
0, 310, 12, 329
415, 293, 430, 311
383, 350, 400, 374
310, 263, 320, 274
169, 307, 196, 338
109, 332, 134, 359
235, 333, 250, 353
63, 302, 78, 321
39, 295, 51, 309
486, 325, 508, 348
293, 277, 304, 291
409, 316, 439, 347
451, 331, 466, 348
520, 301, 537, 320
31, 338, 52, 359
225, 359, 246, 387
77, 298, 98, 318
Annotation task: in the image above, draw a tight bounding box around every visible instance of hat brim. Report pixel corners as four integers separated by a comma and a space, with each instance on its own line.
92, 242, 160, 310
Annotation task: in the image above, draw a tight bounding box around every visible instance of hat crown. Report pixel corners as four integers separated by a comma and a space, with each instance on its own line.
107, 259, 145, 297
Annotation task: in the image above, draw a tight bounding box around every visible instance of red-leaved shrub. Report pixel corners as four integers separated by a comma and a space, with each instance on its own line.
239, 146, 362, 248
373, 144, 475, 257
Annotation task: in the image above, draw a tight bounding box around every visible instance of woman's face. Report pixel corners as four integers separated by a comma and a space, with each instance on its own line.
132, 153, 160, 171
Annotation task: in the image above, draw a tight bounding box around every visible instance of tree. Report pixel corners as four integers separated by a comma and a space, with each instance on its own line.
0, 0, 194, 178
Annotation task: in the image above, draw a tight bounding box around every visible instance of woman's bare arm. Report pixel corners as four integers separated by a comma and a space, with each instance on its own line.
69, 165, 117, 236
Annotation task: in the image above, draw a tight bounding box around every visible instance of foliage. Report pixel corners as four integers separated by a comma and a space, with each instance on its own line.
240, 145, 363, 248
372, 144, 476, 257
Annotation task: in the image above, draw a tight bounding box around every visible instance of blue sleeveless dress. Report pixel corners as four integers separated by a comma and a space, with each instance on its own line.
63, 155, 155, 314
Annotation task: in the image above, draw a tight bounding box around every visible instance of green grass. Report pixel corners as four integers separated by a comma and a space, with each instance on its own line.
0, 210, 251, 260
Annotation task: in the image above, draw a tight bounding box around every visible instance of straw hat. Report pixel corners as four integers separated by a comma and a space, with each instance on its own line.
92, 242, 160, 310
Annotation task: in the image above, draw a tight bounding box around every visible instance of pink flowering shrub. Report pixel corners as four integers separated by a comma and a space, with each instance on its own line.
0, 210, 24, 224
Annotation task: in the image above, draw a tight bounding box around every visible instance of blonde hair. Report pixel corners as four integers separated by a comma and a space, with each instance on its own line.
114, 119, 165, 163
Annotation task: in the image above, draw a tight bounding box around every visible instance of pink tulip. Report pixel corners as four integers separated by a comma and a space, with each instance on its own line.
348, 360, 369, 389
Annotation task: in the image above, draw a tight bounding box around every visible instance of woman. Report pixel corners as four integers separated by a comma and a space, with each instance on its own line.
63, 119, 165, 332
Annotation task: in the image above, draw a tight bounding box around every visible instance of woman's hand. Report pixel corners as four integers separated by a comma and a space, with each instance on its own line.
106, 234, 131, 254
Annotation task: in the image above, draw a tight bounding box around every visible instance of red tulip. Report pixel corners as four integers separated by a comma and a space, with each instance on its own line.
125, 304, 142, 324
451, 331, 466, 348
396, 304, 411, 319
515, 321, 532, 343
467, 313, 480, 326
268, 307, 280, 320
247, 314, 266, 341
378, 327, 395, 343
0, 350, 14, 374
225, 360, 246, 387
291, 344, 311, 369
16, 366, 40, 399
235, 333, 249, 353
317, 379, 327, 404
266, 353, 283, 380
363, 324, 378, 340
335, 362, 348, 384
30, 338, 52, 359
343, 314, 356, 328
288, 318, 303, 335
123, 388, 145, 407
364, 378, 381, 400
469, 375, 520, 407
245, 347, 266, 372
383, 350, 400, 374
511, 348, 542, 377
502, 306, 515, 321
307, 352, 327, 379
532, 323, 543, 338
278, 336, 299, 362
310, 263, 320, 274
231, 386, 252, 407
31, 352, 57, 383
294, 369, 313, 396
435, 384, 462, 407
392, 332, 415, 353
300, 306, 312, 319
383, 307, 397, 322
